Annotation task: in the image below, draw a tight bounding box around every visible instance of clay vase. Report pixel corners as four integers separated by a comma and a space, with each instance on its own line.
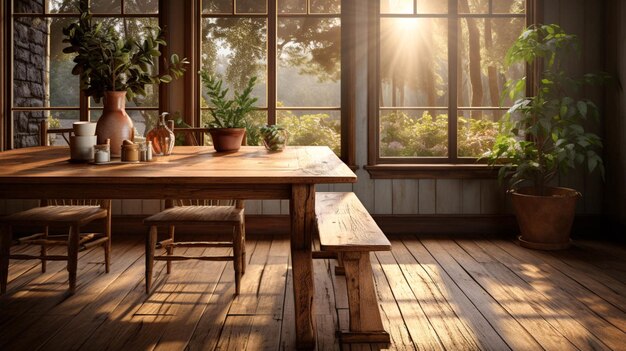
96, 91, 134, 158
208, 128, 245, 152
511, 186, 580, 250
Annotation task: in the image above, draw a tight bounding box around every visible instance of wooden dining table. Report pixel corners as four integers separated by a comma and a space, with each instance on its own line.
0, 145, 357, 349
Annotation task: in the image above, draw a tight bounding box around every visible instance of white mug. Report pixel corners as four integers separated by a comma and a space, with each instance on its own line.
70, 135, 97, 161
73, 121, 97, 136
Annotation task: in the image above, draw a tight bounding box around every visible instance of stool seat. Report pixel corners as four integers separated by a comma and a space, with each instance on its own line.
144, 206, 243, 225
3, 206, 107, 226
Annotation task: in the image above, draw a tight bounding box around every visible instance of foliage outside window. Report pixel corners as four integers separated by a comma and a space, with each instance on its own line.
376, 0, 527, 163
200, 0, 342, 154
10, 0, 161, 148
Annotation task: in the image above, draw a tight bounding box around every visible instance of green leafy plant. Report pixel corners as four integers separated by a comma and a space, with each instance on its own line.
260, 125, 288, 151
62, 0, 188, 102
200, 71, 258, 129
379, 111, 499, 157
279, 112, 341, 155
483, 24, 606, 192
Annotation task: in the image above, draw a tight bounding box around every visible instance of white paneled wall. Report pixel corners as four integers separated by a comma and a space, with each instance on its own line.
0, 1, 605, 218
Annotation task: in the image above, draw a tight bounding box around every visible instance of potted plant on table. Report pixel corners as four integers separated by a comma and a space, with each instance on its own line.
62, 0, 188, 157
484, 24, 606, 250
200, 71, 258, 152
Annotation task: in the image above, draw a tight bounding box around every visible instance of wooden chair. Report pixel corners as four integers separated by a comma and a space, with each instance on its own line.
0, 120, 112, 294
143, 126, 246, 295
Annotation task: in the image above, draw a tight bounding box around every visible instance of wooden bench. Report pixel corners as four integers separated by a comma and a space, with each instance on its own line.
314, 192, 391, 344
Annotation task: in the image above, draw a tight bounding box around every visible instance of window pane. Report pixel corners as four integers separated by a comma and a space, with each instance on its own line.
415, 0, 447, 14
91, 0, 121, 13
201, 18, 268, 107
493, 0, 525, 14
203, 0, 232, 14
458, 17, 525, 108
379, 110, 448, 157
14, 0, 44, 13
457, 110, 502, 157
48, 110, 81, 146
236, 0, 266, 14
380, 18, 448, 108
125, 0, 159, 14
381, 0, 413, 14
458, 0, 488, 14
47, 0, 79, 13
14, 17, 80, 107
279, 0, 306, 14
310, 0, 340, 14
277, 110, 340, 155
277, 18, 341, 107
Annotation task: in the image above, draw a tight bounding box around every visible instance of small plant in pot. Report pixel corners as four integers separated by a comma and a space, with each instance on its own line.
200, 71, 258, 152
484, 24, 606, 250
62, 0, 188, 157
260, 125, 288, 152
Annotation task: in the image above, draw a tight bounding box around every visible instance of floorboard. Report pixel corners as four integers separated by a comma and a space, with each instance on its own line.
0, 235, 625, 350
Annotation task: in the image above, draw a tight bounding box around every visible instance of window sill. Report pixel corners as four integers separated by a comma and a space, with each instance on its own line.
364, 164, 499, 179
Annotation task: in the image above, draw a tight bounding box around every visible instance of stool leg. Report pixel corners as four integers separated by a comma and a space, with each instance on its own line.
41, 226, 48, 273
104, 208, 112, 274
167, 225, 175, 274
240, 222, 246, 275
1, 225, 11, 294
232, 225, 242, 295
67, 225, 80, 294
146, 225, 157, 294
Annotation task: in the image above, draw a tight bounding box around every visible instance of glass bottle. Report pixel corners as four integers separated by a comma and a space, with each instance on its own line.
146, 112, 175, 156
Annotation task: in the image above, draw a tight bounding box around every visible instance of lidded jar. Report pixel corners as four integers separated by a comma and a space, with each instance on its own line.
146, 112, 175, 156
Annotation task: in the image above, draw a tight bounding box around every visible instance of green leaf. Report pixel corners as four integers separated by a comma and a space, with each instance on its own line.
577, 101, 587, 117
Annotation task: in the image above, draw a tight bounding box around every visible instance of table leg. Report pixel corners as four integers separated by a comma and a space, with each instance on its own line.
290, 184, 316, 349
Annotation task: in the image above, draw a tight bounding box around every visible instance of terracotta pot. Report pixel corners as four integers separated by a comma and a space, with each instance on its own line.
511, 186, 580, 250
209, 128, 245, 152
96, 91, 134, 157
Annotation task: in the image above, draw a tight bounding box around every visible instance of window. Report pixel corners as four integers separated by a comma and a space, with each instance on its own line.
369, 0, 528, 166
198, 0, 348, 158
9, 0, 161, 148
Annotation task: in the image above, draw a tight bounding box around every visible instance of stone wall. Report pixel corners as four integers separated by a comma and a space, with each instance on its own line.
13, 0, 48, 148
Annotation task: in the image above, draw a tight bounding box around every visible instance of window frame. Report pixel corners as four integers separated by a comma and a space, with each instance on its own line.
367, 0, 541, 178
3, 0, 167, 149
191, 0, 356, 166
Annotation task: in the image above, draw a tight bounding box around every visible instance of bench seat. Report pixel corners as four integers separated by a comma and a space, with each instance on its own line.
315, 192, 391, 344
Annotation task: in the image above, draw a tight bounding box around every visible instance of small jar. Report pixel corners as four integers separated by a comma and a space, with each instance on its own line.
121, 144, 140, 162
139, 142, 147, 161
94, 144, 110, 163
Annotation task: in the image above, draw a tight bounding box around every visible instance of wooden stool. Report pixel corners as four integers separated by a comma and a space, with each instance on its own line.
1, 200, 112, 294
143, 200, 246, 294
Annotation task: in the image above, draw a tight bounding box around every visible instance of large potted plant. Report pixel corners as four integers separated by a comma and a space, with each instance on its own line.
484, 24, 605, 250
62, 0, 188, 157
200, 71, 258, 152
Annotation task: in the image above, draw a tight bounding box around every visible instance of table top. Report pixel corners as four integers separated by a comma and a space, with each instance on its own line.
0, 146, 356, 185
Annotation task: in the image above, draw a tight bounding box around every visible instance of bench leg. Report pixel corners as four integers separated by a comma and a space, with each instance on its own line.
341, 251, 390, 344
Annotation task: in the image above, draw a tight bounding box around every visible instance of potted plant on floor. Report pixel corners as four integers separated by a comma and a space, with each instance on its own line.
200, 71, 258, 152
484, 24, 606, 250
62, 0, 188, 157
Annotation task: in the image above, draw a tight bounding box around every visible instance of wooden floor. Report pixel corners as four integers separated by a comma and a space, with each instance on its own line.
1, 234, 626, 351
